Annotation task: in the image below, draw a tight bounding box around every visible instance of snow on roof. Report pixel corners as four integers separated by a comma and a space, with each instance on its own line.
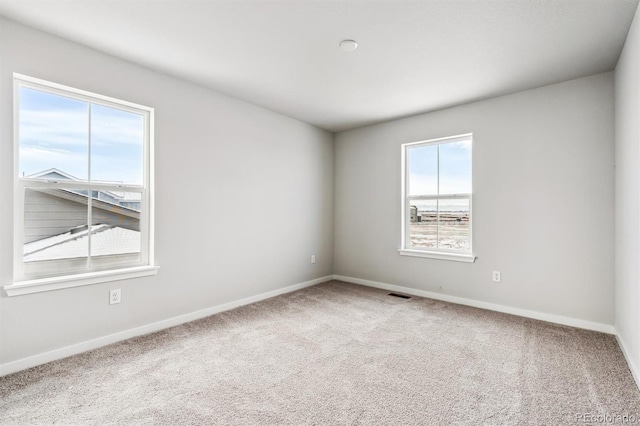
24, 225, 140, 262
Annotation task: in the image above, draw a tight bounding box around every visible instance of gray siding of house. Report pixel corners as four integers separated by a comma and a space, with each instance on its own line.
24, 189, 140, 243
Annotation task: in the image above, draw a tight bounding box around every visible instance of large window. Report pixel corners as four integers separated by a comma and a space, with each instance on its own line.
7, 74, 156, 295
399, 134, 475, 262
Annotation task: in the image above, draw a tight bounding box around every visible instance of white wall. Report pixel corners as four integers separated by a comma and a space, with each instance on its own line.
334, 73, 615, 326
615, 5, 640, 382
0, 19, 334, 365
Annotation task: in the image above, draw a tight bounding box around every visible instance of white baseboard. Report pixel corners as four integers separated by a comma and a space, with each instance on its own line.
333, 275, 616, 335
0, 274, 620, 378
0, 275, 333, 377
616, 333, 640, 391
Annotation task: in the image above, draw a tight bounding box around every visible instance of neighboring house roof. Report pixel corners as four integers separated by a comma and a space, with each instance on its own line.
26, 168, 140, 209
24, 224, 140, 262
26, 168, 81, 181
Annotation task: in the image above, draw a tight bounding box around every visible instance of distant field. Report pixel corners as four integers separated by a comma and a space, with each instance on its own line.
410, 212, 470, 250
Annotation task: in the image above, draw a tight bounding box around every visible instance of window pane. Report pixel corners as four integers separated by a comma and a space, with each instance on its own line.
90, 191, 141, 266
23, 188, 89, 277
408, 144, 437, 196
437, 199, 470, 251
90, 104, 144, 185
439, 140, 472, 194
409, 199, 437, 248
19, 87, 89, 180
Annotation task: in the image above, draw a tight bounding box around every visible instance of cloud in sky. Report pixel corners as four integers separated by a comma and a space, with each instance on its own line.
19, 87, 144, 185
409, 140, 472, 195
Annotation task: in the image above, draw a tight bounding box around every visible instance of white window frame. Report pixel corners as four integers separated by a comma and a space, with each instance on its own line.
5, 74, 158, 296
398, 133, 476, 263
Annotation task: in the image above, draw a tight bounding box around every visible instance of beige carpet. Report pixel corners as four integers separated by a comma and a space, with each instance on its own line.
1, 280, 639, 425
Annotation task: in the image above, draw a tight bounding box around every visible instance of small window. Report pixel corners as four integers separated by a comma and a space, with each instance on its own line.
399, 134, 474, 262
8, 74, 157, 295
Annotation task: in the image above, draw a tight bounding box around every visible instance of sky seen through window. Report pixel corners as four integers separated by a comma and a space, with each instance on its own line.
19, 86, 144, 185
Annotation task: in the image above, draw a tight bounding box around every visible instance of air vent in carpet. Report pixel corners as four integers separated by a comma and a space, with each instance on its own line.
388, 293, 411, 299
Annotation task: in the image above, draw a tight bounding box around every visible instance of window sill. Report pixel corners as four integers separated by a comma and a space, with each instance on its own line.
398, 249, 476, 263
4, 265, 160, 296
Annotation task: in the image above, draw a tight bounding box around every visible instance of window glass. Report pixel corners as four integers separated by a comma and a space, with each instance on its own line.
90, 104, 144, 185
90, 190, 142, 261
409, 199, 437, 249
19, 87, 89, 180
409, 144, 437, 196
439, 140, 472, 194
437, 198, 470, 250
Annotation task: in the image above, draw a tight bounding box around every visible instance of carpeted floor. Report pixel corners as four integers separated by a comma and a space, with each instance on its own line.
1, 280, 639, 425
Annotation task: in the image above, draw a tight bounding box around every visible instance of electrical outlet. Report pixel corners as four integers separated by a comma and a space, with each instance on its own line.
492, 271, 501, 283
311, 255, 316, 264
109, 289, 121, 305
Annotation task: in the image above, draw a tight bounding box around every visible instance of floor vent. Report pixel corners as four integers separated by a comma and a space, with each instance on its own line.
388, 292, 411, 299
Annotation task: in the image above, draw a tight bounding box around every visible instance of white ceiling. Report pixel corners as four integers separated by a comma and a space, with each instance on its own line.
0, 0, 638, 132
